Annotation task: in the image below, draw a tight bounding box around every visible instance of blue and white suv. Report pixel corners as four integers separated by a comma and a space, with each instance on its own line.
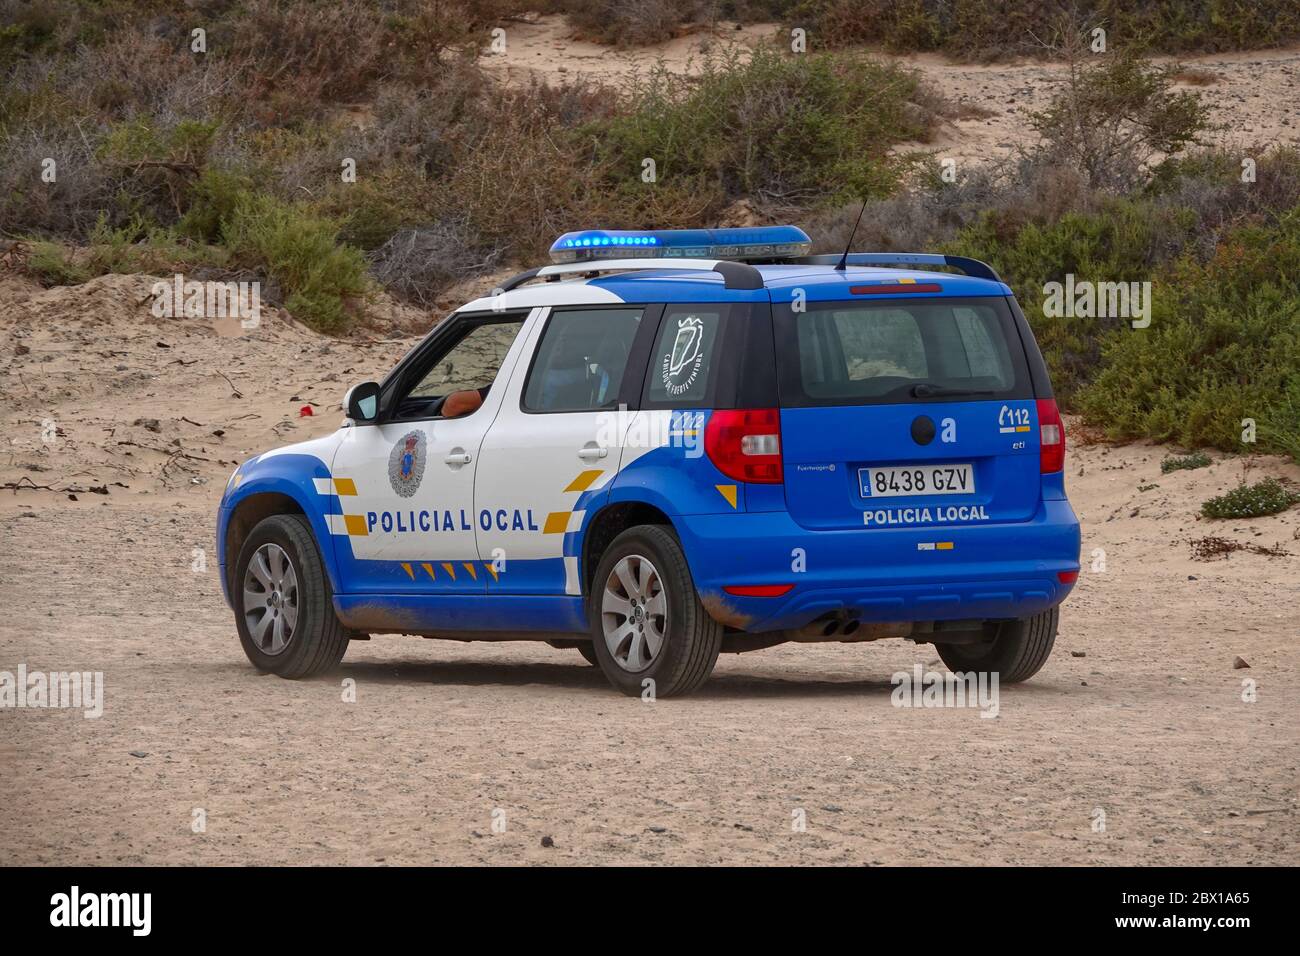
217, 226, 1081, 696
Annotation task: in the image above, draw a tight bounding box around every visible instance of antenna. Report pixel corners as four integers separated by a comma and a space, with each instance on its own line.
835, 198, 869, 272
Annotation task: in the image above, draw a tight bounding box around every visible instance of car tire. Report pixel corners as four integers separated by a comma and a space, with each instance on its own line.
233, 513, 350, 678
935, 607, 1058, 683
576, 643, 600, 666
588, 525, 722, 698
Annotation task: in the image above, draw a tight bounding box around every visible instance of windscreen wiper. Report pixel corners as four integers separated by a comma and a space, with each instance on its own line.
910, 383, 997, 398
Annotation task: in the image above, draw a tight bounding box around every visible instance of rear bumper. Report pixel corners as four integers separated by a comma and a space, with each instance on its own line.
676, 499, 1081, 633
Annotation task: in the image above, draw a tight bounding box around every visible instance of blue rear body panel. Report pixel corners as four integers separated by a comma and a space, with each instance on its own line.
675, 499, 1078, 632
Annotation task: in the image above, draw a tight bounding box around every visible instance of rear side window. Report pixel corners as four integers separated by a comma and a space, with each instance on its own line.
523, 307, 643, 413
646, 307, 722, 406
777, 297, 1031, 406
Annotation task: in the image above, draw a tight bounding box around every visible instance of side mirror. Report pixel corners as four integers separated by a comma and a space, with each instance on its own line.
343, 381, 381, 423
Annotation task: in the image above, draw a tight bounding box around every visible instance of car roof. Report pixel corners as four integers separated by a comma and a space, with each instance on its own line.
458, 264, 1011, 312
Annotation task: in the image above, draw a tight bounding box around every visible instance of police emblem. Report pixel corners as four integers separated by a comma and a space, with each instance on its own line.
661, 315, 705, 397
387, 430, 427, 497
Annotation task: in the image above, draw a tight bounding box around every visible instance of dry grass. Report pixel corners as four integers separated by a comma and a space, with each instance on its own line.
1189, 536, 1290, 560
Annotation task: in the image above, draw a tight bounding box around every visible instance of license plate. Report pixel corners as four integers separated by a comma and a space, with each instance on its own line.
859, 463, 975, 498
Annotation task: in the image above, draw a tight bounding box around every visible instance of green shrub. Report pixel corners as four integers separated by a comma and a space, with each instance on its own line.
1079, 291, 1300, 455
1261, 382, 1300, 465
177, 168, 257, 244
1161, 452, 1212, 473
26, 240, 88, 285
1075, 209, 1300, 457
0, 0, 71, 70
24, 216, 226, 285
319, 172, 433, 252
591, 47, 933, 208
946, 198, 1198, 401
99, 118, 218, 167
81, 214, 227, 275
1201, 478, 1300, 519
554, 0, 708, 46
222, 193, 369, 332
1030, 47, 1210, 191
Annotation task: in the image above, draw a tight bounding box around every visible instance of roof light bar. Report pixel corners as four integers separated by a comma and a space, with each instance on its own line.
550, 226, 811, 264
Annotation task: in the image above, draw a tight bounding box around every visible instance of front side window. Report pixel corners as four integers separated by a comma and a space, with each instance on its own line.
523, 308, 643, 413
409, 320, 524, 398
390, 315, 525, 420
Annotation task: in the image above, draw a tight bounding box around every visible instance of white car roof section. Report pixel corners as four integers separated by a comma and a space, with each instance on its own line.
459, 278, 626, 312
459, 258, 755, 311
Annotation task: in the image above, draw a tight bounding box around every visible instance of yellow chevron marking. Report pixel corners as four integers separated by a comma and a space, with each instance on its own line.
936, 542, 954, 551
400, 562, 415, 580
462, 562, 478, 580
343, 514, 368, 536
716, 484, 738, 509
1015, 425, 1031, 432
441, 562, 456, 580
484, 563, 499, 582
564, 469, 604, 493
333, 477, 358, 496
898, 277, 916, 284
421, 562, 436, 581
543, 511, 571, 534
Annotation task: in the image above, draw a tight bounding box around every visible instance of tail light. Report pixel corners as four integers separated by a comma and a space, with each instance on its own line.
1037, 398, 1065, 473
704, 408, 783, 484
850, 283, 942, 294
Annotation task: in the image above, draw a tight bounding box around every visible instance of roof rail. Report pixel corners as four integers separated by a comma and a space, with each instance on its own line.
793, 253, 1003, 283
496, 266, 544, 293
501, 258, 765, 292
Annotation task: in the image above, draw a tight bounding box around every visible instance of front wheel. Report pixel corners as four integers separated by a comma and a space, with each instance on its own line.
233, 513, 350, 678
935, 608, 1058, 683
588, 525, 722, 698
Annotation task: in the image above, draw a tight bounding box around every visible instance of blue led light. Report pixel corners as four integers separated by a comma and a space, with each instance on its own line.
549, 226, 809, 263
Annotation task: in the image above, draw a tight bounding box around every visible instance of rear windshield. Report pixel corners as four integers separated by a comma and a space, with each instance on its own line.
775, 297, 1032, 406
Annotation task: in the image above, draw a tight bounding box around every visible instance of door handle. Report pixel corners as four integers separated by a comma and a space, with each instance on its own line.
577, 445, 608, 461
444, 449, 472, 466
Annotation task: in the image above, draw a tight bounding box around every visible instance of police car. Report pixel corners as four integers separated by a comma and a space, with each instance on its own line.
217, 226, 1080, 697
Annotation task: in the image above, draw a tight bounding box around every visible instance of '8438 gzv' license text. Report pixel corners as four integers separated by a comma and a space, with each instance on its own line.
859, 463, 975, 498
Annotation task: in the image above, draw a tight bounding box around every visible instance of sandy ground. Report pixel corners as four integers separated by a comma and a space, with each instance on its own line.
1, 273, 1298, 865
485, 16, 1300, 167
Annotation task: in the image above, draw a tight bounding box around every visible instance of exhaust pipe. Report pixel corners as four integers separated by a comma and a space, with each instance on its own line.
791, 613, 910, 643
722, 615, 913, 654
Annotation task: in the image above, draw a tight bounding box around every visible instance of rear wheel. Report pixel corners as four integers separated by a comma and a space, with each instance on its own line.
233, 513, 350, 678
935, 608, 1058, 683
588, 525, 722, 698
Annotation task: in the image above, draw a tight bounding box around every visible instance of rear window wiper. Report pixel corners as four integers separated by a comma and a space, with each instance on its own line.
910, 383, 997, 398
